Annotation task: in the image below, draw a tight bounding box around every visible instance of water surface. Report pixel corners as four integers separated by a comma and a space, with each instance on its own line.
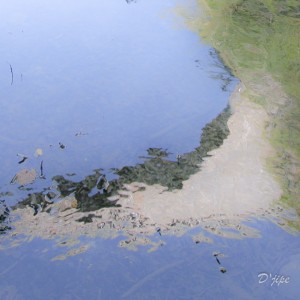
0, 219, 299, 299
0, 0, 236, 201
0, 2, 299, 300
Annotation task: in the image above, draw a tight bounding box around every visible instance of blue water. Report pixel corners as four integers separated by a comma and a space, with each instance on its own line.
5, 2, 298, 300
0, 219, 299, 299
0, 0, 236, 200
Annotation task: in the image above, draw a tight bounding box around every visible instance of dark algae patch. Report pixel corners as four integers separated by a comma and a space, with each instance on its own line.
116, 106, 230, 189
11, 106, 231, 214
0, 199, 11, 234
198, 0, 300, 228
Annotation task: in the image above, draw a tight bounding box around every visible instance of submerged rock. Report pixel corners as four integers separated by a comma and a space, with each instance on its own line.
11, 169, 37, 186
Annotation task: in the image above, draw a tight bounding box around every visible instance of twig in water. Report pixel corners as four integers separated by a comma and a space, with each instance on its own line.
10, 174, 17, 184
40, 160, 45, 178
18, 156, 27, 164
59, 142, 65, 149
17, 153, 28, 164
9, 63, 14, 85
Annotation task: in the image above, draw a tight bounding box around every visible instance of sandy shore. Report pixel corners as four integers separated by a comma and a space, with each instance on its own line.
4, 76, 294, 256
120, 80, 283, 222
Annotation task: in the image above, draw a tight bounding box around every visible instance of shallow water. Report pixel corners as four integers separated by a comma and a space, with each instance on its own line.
2, 1, 298, 300
0, 219, 299, 299
0, 0, 236, 201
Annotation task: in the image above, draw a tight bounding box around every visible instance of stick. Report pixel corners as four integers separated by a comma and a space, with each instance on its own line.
40, 160, 44, 177
9, 64, 13, 85
18, 156, 27, 164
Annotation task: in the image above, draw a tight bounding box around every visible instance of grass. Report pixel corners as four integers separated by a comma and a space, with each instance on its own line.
196, 0, 300, 228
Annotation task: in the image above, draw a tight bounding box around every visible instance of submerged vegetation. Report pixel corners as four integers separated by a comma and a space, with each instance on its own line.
116, 106, 230, 189
198, 0, 300, 227
0, 200, 11, 234
12, 107, 231, 214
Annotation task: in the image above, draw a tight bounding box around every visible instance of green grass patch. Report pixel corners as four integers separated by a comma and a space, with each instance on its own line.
197, 0, 300, 228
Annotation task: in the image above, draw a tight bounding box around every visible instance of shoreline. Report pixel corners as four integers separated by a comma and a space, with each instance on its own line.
118, 80, 283, 223
4, 79, 293, 254
2, 1, 299, 252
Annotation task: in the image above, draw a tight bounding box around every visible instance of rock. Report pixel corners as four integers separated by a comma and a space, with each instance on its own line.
13, 169, 37, 185
51, 195, 78, 212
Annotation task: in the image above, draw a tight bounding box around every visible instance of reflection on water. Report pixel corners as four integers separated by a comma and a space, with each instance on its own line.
0, 219, 299, 299
1, 1, 299, 299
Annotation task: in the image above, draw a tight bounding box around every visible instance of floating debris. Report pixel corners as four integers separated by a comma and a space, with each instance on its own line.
34, 148, 43, 157
59, 142, 65, 149
18, 157, 27, 164
17, 154, 28, 164
213, 252, 227, 272
40, 160, 44, 178
75, 132, 88, 136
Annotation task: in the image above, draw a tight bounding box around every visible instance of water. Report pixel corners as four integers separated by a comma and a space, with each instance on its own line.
0, 0, 236, 200
2, 1, 298, 300
0, 219, 299, 299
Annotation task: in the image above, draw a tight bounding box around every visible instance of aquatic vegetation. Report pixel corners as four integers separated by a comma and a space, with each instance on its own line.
0, 200, 11, 234
115, 106, 231, 190
11, 106, 231, 215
